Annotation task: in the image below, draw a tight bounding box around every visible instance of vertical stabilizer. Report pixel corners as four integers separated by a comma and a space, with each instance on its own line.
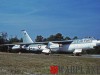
21, 30, 34, 43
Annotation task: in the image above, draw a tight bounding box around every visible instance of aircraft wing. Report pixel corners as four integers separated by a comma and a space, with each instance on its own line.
49, 40, 73, 44
33, 40, 73, 45
0, 44, 15, 46
0, 40, 73, 46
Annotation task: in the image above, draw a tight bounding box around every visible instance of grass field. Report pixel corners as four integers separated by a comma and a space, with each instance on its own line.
0, 52, 100, 75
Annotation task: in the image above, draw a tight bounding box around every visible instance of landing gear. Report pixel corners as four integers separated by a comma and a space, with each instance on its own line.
73, 53, 81, 56
45, 53, 50, 55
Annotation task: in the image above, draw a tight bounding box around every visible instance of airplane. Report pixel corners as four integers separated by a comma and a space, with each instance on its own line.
48, 38, 100, 55
19, 30, 100, 55
1, 30, 100, 56
15, 30, 100, 55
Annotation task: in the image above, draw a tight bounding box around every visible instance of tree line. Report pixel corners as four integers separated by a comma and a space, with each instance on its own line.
0, 32, 22, 44
35, 33, 78, 42
0, 32, 78, 44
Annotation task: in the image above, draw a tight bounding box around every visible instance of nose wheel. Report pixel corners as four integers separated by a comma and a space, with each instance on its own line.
73, 53, 81, 56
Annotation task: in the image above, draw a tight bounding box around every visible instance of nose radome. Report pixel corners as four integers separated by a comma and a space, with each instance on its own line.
96, 40, 100, 46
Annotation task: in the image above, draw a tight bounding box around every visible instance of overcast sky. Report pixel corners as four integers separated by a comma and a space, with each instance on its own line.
0, 0, 100, 40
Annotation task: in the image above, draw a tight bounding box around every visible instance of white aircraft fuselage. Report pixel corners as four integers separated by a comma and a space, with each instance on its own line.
50, 38, 100, 54
25, 44, 47, 51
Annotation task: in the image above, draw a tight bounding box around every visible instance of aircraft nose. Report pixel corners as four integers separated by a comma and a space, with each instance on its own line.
96, 40, 100, 46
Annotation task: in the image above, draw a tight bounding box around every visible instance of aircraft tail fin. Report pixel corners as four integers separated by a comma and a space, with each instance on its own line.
21, 30, 34, 43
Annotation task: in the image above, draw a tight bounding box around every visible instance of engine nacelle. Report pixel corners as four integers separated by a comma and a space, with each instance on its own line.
12, 45, 21, 50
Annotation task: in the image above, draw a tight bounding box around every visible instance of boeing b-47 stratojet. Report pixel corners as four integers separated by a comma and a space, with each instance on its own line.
13, 30, 100, 55
1, 30, 100, 55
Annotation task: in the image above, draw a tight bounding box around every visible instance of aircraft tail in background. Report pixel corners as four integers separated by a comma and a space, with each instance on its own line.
21, 30, 34, 43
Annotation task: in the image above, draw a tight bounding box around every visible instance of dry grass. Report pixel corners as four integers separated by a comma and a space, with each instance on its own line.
0, 52, 100, 75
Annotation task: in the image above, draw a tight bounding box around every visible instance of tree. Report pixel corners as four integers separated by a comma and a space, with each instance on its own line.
9, 36, 22, 43
35, 35, 44, 42
64, 36, 71, 40
47, 35, 55, 41
17, 37, 23, 42
47, 33, 64, 41
55, 33, 64, 41
42, 38, 47, 42
0, 32, 8, 44
73, 36, 78, 40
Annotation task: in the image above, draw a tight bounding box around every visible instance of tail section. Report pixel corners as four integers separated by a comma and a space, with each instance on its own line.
21, 30, 34, 43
